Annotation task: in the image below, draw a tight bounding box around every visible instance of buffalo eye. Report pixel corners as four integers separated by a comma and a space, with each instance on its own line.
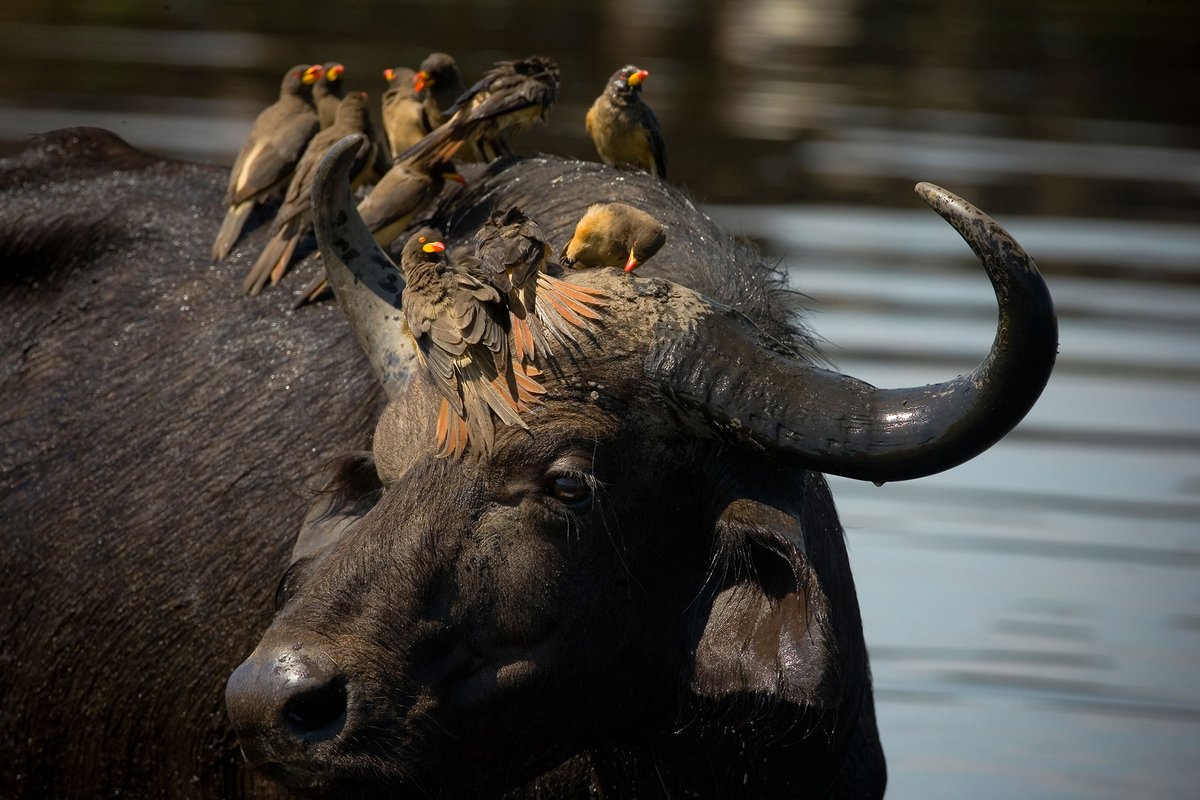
274, 557, 311, 612
548, 473, 593, 509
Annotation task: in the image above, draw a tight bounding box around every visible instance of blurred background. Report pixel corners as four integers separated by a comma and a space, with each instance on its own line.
2, 1, 1198, 797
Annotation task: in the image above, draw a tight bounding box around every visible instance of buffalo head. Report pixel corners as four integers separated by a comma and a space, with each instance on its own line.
224, 136, 1056, 797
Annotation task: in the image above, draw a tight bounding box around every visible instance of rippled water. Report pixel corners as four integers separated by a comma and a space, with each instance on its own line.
2, 1, 1197, 796
710, 202, 1200, 798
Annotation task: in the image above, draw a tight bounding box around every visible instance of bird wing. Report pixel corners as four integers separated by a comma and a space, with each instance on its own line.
641, 104, 668, 179
228, 106, 319, 206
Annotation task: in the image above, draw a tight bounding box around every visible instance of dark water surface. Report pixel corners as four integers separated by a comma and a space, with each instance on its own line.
3, 1, 1198, 797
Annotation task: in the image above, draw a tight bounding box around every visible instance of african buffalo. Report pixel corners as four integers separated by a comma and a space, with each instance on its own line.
220, 137, 1056, 797
0, 127, 1055, 799
0, 128, 380, 798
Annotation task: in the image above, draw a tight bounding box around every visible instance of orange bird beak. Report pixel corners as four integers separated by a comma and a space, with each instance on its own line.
623, 246, 639, 273
383, 67, 396, 82
442, 170, 466, 184
413, 70, 429, 93
627, 69, 649, 87
327, 64, 345, 81
302, 65, 322, 84
422, 241, 447, 253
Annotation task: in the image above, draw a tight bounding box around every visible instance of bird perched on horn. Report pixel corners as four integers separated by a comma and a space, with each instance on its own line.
211, 63, 321, 262
242, 91, 381, 295
399, 228, 545, 459
586, 64, 667, 178
561, 202, 667, 273
474, 207, 607, 365
396, 55, 559, 165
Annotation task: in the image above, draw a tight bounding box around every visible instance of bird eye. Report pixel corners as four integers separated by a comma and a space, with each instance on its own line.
548, 473, 592, 508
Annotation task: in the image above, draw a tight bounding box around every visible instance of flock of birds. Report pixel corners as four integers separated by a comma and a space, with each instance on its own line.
211, 54, 671, 457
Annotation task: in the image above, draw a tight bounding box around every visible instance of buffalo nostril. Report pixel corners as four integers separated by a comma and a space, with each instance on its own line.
282, 675, 348, 740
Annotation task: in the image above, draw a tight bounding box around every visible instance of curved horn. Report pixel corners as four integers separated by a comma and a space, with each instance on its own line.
652, 183, 1057, 484
311, 134, 417, 397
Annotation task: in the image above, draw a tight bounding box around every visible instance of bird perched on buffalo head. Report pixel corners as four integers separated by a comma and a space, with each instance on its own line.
396, 55, 559, 165
561, 202, 667, 273
211, 63, 321, 263
474, 207, 607, 365
399, 228, 545, 459
586, 64, 667, 179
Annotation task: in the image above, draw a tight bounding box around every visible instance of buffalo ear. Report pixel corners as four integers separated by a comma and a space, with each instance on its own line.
688, 497, 828, 707
291, 451, 382, 563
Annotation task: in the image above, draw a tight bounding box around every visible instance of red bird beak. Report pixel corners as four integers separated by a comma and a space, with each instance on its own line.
303, 65, 323, 84
383, 67, 396, 82
422, 241, 447, 253
627, 69, 649, 87
327, 64, 345, 81
413, 70, 429, 93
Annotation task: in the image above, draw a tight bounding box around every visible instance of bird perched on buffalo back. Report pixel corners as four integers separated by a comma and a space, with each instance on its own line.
242, 91, 380, 295
313, 62, 346, 129
397, 55, 559, 165
293, 128, 466, 308
357, 151, 464, 252
211, 63, 321, 262
473, 206, 608, 365
399, 228, 545, 458
561, 202, 667, 273
381, 66, 430, 159
586, 65, 667, 179
413, 52, 463, 131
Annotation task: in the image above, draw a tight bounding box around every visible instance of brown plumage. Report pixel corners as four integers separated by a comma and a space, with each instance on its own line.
293, 135, 465, 308
399, 228, 544, 458
473, 207, 607, 364
358, 157, 463, 251
381, 66, 431, 160
413, 52, 463, 131
586, 65, 667, 179
211, 64, 320, 262
396, 55, 559, 165
313, 62, 346, 129
560, 202, 667, 273
242, 92, 379, 295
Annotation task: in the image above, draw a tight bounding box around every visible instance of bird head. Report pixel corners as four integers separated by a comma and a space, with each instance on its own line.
625, 67, 650, 87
